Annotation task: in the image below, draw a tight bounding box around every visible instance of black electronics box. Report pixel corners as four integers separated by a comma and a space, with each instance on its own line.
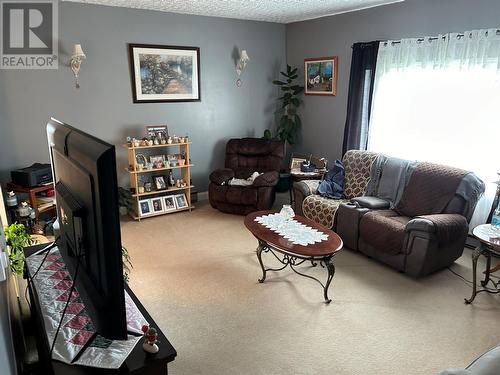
11, 163, 53, 187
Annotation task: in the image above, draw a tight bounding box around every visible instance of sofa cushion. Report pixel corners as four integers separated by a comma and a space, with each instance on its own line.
360, 210, 412, 255
396, 162, 468, 217
342, 150, 378, 199
302, 195, 350, 228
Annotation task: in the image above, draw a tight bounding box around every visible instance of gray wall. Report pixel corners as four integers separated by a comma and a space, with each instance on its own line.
286, 0, 500, 163
0, 2, 286, 190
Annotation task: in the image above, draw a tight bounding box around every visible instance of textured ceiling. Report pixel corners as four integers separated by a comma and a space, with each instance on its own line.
64, 0, 404, 23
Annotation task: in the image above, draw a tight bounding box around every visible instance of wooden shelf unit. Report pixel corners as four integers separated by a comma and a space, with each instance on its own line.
125, 142, 193, 221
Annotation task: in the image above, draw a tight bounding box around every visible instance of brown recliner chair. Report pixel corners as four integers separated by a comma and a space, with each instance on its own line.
356, 162, 483, 277
209, 138, 284, 215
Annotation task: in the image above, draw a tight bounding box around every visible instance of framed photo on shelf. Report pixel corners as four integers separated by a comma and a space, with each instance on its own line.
290, 154, 308, 172
150, 155, 165, 169
174, 193, 188, 210
163, 195, 177, 212
150, 197, 164, 213
138, 199, 152, 217
129, 43, 201, 103
146, 125, 169, 139
153, 175, 167, 190
304, 56, 338, 96
149, 155, 165, 164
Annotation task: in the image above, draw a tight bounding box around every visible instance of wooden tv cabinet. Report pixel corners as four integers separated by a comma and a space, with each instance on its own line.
24, 244, 177, 374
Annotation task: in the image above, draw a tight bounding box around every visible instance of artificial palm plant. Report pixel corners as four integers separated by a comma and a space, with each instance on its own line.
265, 64, 304, 147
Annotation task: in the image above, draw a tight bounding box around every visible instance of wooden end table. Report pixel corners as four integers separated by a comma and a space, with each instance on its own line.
464, 224, 500, 304
244, 210, 343, 303
6, 182, 56, 219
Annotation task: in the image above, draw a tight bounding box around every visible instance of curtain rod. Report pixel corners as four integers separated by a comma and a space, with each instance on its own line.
387, 29, 500, 45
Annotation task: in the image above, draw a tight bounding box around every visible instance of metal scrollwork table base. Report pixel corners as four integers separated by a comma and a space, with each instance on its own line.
464, 224, 500, 304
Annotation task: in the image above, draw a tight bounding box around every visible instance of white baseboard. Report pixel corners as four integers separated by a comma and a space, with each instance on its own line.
198, 191, 209, 201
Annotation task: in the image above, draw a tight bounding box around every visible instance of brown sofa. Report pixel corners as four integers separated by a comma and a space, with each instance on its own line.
293, 151, 485, 277
209, 138, 284, 215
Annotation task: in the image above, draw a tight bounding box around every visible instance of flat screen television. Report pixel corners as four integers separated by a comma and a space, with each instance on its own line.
47, 118, 127, 340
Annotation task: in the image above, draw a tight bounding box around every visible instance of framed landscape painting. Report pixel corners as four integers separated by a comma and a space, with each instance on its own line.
304, 56, 338, 96
129, 44, 200, 103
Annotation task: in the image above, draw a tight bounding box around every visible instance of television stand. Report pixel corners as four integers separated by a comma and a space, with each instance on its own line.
24, 244, 177, 375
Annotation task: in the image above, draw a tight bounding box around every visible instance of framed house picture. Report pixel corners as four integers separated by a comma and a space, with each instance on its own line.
138, 199, 152, 217
174, 193, 189, 210
129, 44, 201, 103
163, 195, 177, 213
153, 175, 167, 190
150, 197, 164, 213
304, 56, 338, 96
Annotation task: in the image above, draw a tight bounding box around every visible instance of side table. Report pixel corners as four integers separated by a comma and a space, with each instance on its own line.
464, 224, 500, 304
289, 170, 325, 205
6, 182, 56, 220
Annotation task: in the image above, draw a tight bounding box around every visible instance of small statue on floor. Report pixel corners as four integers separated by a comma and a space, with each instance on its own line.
141, 324, 159, 354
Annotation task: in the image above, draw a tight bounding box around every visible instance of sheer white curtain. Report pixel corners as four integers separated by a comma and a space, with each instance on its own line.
368, 29, 500, 227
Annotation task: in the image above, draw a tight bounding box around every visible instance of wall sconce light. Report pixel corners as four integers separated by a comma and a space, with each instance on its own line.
235, 49, 250, 87
70, 44, 86, 89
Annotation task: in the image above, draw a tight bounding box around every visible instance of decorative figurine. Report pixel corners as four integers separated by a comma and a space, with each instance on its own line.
161, 138, 166, 145
167, 136, 173, 144
280, 204, 295, 221
141, 325, 159, 354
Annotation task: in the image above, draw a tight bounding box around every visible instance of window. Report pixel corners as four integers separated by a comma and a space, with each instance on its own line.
368, 30, 500, 225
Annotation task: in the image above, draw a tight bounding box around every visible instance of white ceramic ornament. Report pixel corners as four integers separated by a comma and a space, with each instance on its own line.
142, 342, 159, 354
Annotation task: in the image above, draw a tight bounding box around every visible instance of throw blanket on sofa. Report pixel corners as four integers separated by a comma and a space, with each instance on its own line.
318, 159, 344, 199
366, 155, 417, 208
396, 162, 468, 217
454, 173, 485, 220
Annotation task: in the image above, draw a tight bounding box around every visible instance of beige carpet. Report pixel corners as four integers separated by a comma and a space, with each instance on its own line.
120, 198, 500, 375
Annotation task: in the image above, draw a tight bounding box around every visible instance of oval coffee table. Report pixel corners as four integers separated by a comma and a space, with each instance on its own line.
244, 210, 343, 303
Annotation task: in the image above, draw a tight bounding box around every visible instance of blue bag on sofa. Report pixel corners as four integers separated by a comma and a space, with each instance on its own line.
318, 159, 344, 199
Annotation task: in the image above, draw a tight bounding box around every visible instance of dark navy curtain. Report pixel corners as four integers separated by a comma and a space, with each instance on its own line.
342, 41, 380, 155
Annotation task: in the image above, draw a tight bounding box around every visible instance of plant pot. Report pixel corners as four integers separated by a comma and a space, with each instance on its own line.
119, 206, 128, 216
276, 172, 290, 192
178, 159, 186, 166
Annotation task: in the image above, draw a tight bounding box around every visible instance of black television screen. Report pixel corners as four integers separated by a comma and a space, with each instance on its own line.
47, 118, 127, 340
